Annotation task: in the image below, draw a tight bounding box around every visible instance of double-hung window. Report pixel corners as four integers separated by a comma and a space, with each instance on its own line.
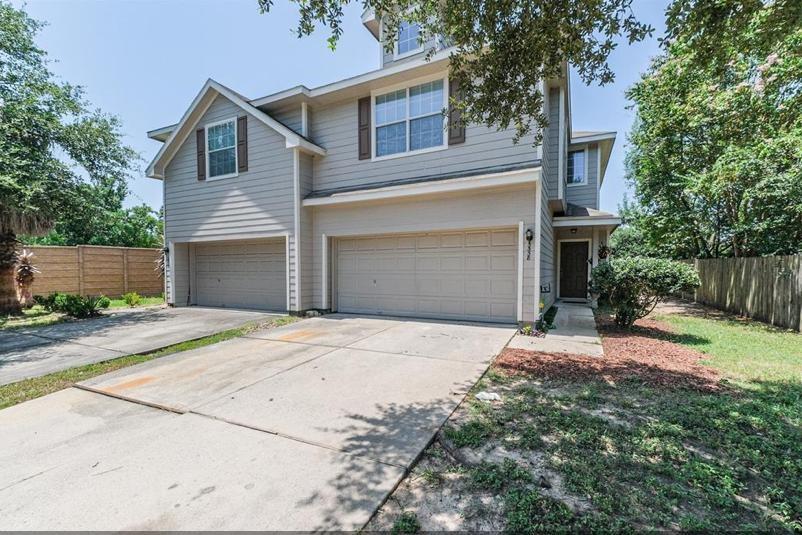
206, 118, 237, 179
567, 149, 586, 185
374, 78, 446, 158
395, 21, 423, 58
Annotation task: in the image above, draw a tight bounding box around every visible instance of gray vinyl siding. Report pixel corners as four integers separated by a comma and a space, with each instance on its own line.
271, 102, 303, 135
540, 184, 555, 312
545, 87, 561, 201
310, 94, 540, 193
163, 94, 296, 308
310, 185, 540, 322
566, 143, 599, 210
170, 243, 189, 307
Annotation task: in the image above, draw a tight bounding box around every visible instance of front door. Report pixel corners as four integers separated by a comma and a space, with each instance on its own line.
560, 241, 589, 299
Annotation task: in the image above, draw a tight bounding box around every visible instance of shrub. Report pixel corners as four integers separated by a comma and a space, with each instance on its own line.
590, 257, 700, 327
123, 292, 141, 307
33, 292, 110, 318
34, 292, 63, 312
391, 511, 420, 534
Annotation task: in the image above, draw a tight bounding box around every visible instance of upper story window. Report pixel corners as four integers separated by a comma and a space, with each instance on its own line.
567, 149, 586, 185
206, 118, 237, 179
395, 21, 423, 58
374, 78, 446, 159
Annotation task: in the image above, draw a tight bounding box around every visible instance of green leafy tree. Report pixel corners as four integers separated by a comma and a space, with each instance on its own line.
27, 204, 164, 248
0, 2, 137, 312
626, 1, 802, 258
257, 0, 653, 143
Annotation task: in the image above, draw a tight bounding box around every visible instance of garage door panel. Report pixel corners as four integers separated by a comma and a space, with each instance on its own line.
194, 239, 286, 311
337, 229, 517, 323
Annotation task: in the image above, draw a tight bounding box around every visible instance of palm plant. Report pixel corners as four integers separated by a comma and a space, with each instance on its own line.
0, 3, 136, 313
14, 249, 40, 308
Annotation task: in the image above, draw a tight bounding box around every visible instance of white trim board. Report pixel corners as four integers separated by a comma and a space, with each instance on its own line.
303, 167, 541, 207
553, 217, 621, 228
204, 116, 239, 182
517, 220, 524, 322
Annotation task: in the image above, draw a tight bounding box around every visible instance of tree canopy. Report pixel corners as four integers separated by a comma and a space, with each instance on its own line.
257, 0, 653, 143
625, 1, 802, 258
0, 1, 139, 312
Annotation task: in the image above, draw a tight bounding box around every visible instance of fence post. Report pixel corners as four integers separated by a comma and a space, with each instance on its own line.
77, 245, 85, 296
123, 248, 129, 294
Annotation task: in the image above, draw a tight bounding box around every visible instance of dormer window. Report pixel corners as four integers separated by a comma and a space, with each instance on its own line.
567, 149, 586, 186
395, 21, 423, 58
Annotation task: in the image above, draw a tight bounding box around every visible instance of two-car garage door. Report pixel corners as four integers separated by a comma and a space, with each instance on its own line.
336, 229, 518, 323
194, 239, 286, 311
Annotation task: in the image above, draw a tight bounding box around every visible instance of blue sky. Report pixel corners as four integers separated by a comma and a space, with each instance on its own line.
17, 0, 668, 213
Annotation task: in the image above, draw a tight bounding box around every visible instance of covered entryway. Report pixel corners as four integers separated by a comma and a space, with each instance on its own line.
558, 240, 590, 299
194, 238, 286, 310
336, 229, 518, 323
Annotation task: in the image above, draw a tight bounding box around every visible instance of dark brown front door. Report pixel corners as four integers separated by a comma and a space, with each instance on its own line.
560, 241, 589, 299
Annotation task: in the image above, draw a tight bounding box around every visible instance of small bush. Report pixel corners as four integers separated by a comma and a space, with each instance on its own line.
590, 257, 700, 327
34, 293, 63, 312
123, 292, 141, 307
391, 511, 420, 534
33, 292, 110, 318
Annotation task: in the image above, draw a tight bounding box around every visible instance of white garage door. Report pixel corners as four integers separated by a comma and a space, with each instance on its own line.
194, 239, 286, 311
337, 229, 518, 323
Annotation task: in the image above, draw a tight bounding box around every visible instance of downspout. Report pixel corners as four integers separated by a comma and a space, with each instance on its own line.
293, 148, 302, 312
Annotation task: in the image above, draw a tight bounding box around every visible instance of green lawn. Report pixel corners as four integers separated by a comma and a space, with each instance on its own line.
371, 308, 802, 532
655, 311, 802, 384
1, 296, 165, 330
0, 315, 297, 410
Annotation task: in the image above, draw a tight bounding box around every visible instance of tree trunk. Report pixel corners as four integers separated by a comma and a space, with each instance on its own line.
0, 228, 20, 315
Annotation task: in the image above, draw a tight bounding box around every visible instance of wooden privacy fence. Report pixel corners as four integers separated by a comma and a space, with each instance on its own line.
687, 255, 802, 332
24, 245, 164, 298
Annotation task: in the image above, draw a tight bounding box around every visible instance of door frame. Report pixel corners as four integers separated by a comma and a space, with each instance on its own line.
557, 238, 591, 302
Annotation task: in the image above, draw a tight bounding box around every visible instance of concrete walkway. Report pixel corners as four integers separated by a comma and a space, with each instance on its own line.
0, 314, 515, 530
0, 306, 279, 385
508, 302, 604, 356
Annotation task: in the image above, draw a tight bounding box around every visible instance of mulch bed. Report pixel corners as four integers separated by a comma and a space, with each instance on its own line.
495, 314, 725, 392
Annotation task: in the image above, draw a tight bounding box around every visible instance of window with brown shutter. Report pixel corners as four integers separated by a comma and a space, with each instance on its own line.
237, 116, 248, 172
358, 96, 371, 160
196, 128, 206, 181
448, 78, 466, 145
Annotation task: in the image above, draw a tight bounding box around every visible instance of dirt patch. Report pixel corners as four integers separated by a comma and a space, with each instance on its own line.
495, 314, 725, 392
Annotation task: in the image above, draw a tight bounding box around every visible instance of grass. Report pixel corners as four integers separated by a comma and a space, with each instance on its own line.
0, 315, 297, 410
654, 311, 802, 384
403, 308, 802, 531
1, 296, 166, 331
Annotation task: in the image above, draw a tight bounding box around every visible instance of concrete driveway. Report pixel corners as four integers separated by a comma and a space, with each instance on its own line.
0, 306, 278, 386
0, 314, 515, 530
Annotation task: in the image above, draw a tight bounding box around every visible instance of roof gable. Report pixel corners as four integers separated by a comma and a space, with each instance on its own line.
146, 79, 325, 179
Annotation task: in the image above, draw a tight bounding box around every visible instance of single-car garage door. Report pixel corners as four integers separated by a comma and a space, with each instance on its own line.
336, 229, 518, 323
194, 239, 286, 310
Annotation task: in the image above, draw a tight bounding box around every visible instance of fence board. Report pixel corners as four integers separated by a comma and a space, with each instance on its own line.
24, 245, 163, 298
688, 255, 802, 332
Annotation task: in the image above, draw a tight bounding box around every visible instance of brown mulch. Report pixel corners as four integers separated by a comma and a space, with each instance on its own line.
495, 314, 725, 392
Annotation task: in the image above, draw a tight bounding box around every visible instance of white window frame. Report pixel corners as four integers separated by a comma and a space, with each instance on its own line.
566, 147, 588, 187
370, 72, 449, 162
393, 21, 425, 60
205, 116, 238, 181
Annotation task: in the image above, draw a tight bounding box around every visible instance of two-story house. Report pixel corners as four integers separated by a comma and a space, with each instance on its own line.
146, 13, 620, 325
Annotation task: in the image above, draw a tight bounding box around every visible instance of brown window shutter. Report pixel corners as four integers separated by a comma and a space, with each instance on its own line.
196, 128, 206, 181
237, 116, 248, 172
357, 96, 371, 160
448, 78, 466, 145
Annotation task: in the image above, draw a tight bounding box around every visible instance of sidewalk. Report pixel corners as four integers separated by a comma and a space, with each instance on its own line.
508, 302, 604, 357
